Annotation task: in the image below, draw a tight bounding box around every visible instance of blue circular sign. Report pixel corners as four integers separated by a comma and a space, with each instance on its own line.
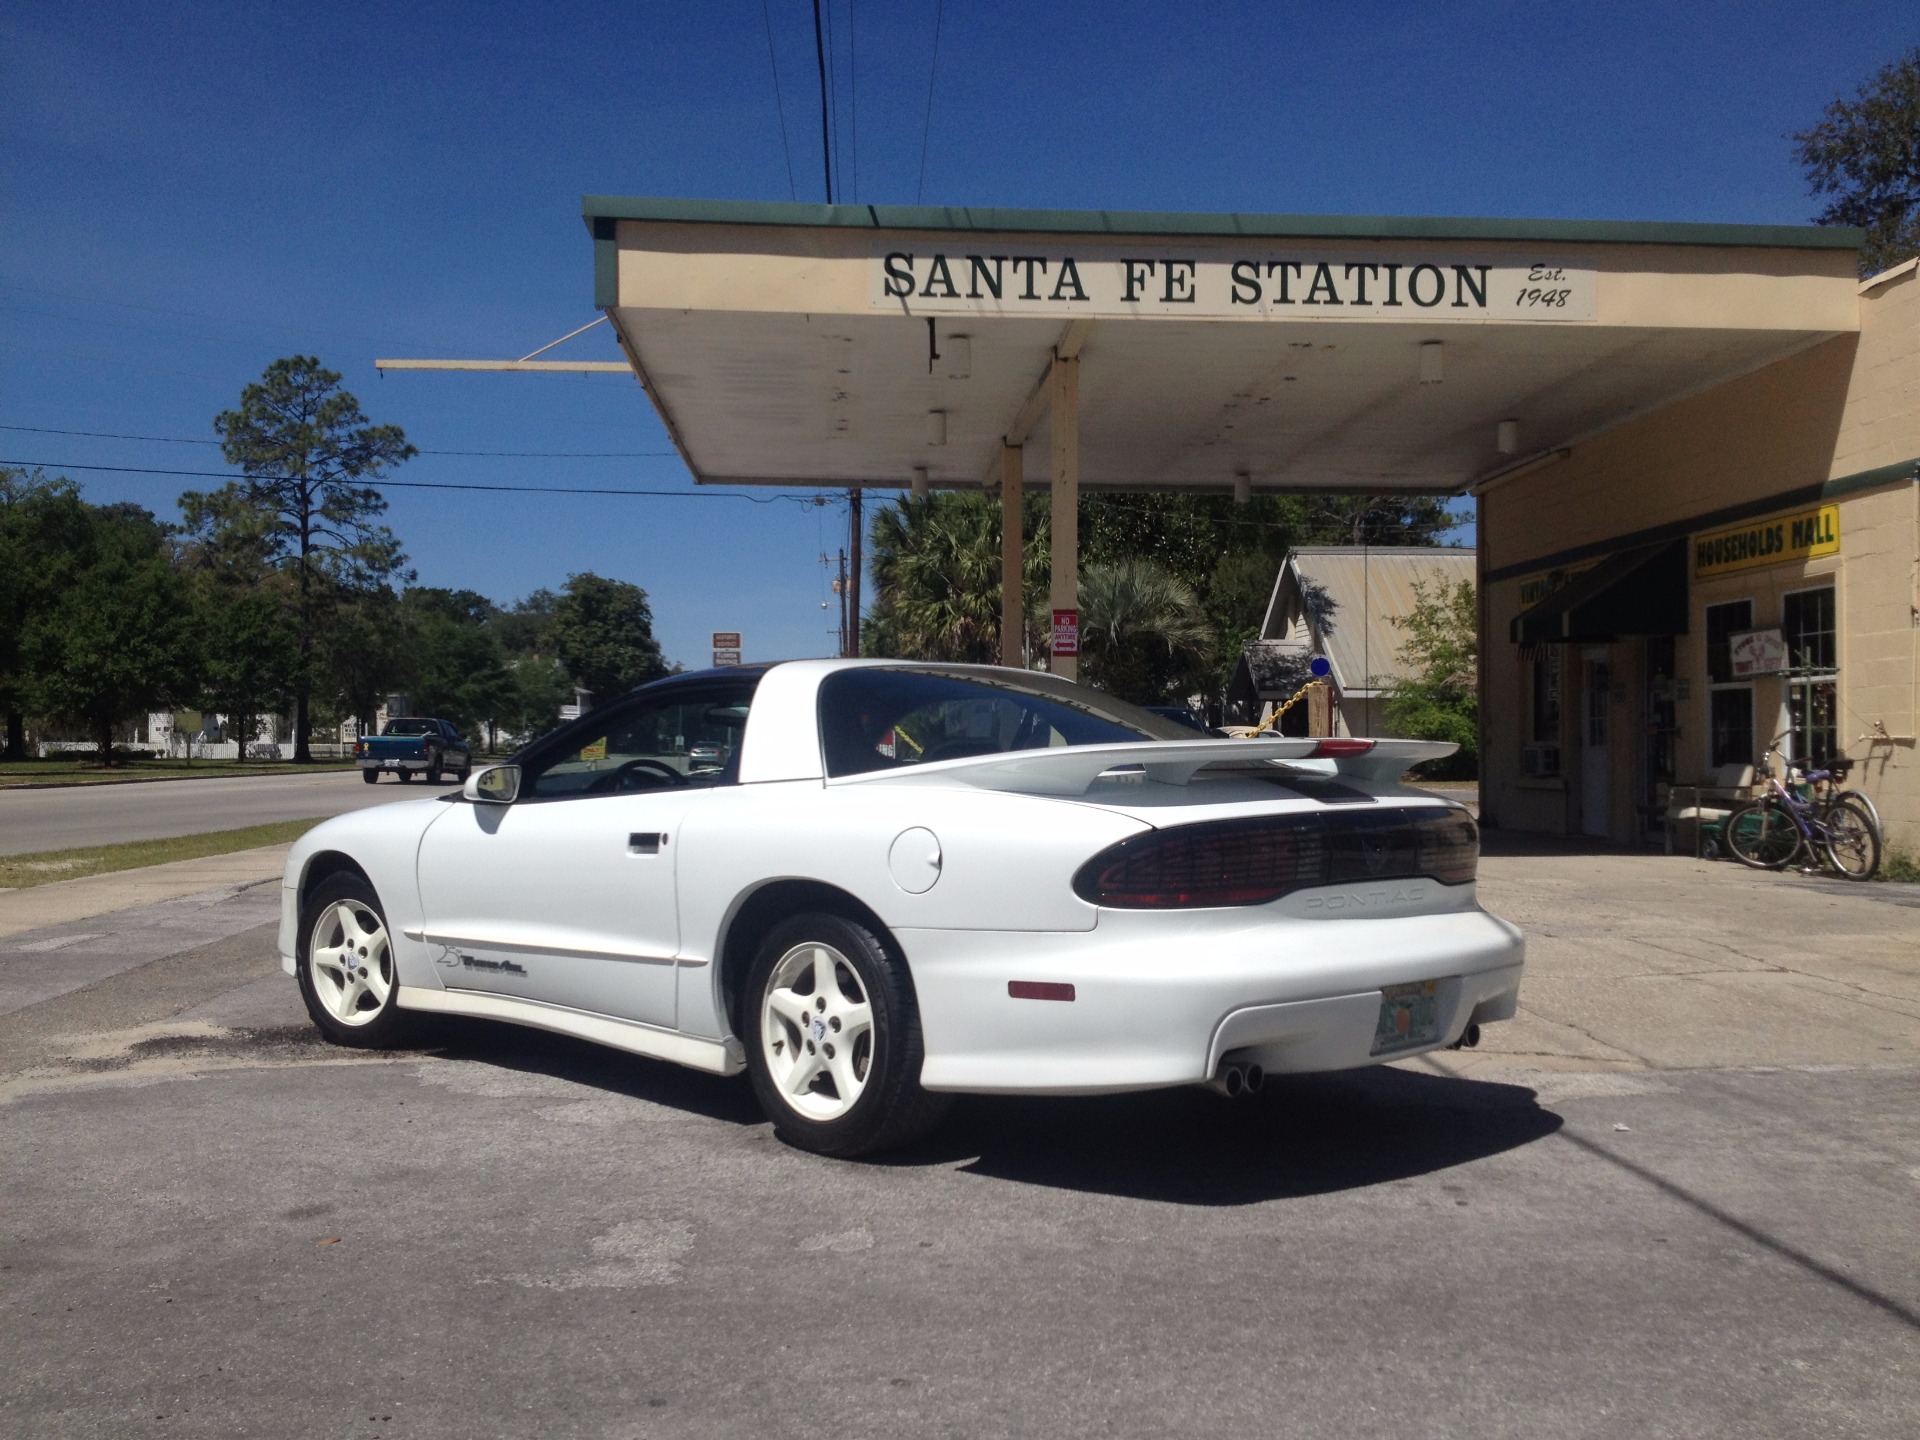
1309, 656, 1332, 678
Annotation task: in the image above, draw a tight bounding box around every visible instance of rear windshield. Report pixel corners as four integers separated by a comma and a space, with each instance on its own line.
820, 667, 1191, 778
383, 719, 436, 736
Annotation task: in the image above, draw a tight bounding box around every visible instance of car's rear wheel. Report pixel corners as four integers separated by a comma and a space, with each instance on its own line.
361, 768, 379, 784
426, 760, 443, 784
398, 769, 414, 783
744, 912, 950, 1157
297, 872, 412, 1048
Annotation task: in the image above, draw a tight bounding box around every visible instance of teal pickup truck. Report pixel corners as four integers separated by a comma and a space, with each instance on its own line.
355, 717, 473, 785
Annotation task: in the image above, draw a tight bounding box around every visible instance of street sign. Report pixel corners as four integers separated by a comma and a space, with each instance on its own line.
712, 648, 742, 667
1051, 608, 1079, 658
712, 631, 741, 648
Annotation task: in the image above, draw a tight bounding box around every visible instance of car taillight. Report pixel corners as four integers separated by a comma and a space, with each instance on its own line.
1072, 808, 1477, 908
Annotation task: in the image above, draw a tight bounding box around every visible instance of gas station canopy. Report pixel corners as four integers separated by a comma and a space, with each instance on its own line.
584, 197, 1861, 496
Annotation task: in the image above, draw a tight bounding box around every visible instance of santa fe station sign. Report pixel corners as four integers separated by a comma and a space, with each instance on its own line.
873, 249, 1596, 322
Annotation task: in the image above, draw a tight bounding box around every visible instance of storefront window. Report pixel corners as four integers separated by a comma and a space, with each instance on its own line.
1705, 599, 1753, 769
1529, 649, 1560, 743
1783, 586, 1837, 765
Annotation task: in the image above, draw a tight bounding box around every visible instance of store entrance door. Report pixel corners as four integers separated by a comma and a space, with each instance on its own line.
1581, 647, 1611, 838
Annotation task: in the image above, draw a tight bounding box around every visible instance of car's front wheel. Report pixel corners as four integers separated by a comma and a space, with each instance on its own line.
297, 872, 412, 1048
744, 912, 950, 1157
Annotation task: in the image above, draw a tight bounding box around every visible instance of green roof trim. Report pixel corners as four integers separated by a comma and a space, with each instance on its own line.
581, 195, 1862, 251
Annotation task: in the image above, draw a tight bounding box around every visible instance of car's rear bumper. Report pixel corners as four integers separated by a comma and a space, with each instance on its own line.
358, 757, 431, 772
901, 905, 1524, 1094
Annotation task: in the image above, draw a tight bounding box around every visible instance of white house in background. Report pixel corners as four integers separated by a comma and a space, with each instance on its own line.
1227, 546, 1477, 737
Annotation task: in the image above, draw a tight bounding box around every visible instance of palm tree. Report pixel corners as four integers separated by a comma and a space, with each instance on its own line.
865, 493, 1050, 663
1076, 558, 1215, 705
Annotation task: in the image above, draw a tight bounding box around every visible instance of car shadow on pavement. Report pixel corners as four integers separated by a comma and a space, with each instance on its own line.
404, 1020, 1560, 1204
886, 1066, 1563, 1205
417, 1017, 768, 1128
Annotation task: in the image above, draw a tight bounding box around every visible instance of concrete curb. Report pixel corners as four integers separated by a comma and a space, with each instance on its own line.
0, 767, 358, 791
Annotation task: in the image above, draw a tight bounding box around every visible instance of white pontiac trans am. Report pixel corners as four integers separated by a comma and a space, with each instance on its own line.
281, 661, 1523, 1155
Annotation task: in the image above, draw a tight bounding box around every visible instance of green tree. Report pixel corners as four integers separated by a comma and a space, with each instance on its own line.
863, 492, 1050, 663
1076, 558, 1215, 705
319, 582, 407, 741
0, 468, 92, 758
179, 487, 297, 761
399, 587, 513, 739
546, 573, 667, 703
1379, 576, 1479, 778
28, 505, 199, 764
1792, 47, 1920, 275
188, 356, 415, 761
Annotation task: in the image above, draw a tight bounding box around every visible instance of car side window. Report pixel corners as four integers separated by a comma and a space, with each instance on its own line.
524, 689, 754, 799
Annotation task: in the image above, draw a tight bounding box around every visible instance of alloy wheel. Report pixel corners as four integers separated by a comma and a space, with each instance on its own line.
759, 942, 874, 1121
307, 899, 394, 1026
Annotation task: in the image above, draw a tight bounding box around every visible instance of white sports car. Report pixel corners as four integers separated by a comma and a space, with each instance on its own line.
281, 661, 1523, 1155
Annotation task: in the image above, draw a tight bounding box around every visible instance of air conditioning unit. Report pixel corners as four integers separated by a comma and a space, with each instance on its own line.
1522, 743, 1561, 778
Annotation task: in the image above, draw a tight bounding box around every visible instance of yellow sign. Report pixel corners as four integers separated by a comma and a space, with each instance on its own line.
578, 737, 608, 762
1693, 504, 1839, 579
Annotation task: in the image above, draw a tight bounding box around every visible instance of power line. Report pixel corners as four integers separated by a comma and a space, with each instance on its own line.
0, 424, 678, 458
811, 0, 834, 202
917, 0, 944, 204
760, 0, 799, 201
0, 457, 831, 507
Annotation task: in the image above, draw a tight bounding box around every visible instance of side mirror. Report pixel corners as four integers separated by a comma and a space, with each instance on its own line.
464, 764, 521, 804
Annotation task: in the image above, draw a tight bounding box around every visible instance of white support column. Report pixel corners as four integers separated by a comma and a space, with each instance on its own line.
1001, 443, 1024, 668
1049, 354, 1080, 682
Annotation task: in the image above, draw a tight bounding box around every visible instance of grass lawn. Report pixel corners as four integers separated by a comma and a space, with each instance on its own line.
0, 758, 355, 788
0, 818, 327, 890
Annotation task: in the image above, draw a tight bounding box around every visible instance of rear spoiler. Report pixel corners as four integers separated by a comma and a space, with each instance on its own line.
831, 737, 1457, 797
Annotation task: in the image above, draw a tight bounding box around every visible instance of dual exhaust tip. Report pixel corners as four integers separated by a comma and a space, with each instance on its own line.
1207, 1060, 1265, 1099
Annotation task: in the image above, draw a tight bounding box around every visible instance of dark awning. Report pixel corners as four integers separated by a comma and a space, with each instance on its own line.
1510, 539, 1689, 645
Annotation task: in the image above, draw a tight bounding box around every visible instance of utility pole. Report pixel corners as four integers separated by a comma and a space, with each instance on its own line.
848, 487, 863, 656
834, 549, 849, 656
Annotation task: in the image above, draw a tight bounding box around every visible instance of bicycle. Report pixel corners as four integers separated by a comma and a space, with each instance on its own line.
1724, 738, 1882, 880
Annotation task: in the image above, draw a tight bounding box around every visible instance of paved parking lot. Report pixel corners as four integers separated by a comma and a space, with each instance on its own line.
2, 842, 1917, 1438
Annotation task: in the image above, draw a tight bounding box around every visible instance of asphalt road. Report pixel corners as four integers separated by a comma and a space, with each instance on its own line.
2, 849, 1916, 1438
0, 771, 432, 856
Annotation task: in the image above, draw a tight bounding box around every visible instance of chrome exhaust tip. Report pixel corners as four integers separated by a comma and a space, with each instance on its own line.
1206, 1061, 1260, 1098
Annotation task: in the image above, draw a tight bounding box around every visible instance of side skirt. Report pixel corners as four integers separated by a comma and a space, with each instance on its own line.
395, 985, 746, 1077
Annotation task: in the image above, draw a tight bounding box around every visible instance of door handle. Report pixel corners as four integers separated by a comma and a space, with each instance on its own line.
628, 832, 663, 854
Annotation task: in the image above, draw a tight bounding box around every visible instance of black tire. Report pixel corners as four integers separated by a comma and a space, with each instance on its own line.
1822, 795, 1881, 880
426, 756, 443, 785
361, 767, 379, 784
1726, 800, 1801, 870
744, 911, 951, 1158
398, 769, 414, 783
456, 762, 472, 783
296, 871, 413, 1048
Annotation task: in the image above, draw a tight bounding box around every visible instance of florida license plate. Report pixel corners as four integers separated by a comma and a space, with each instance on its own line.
1372, 980, 1441, 1055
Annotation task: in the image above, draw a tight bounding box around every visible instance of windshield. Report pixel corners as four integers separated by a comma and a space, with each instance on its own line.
820, 667, 1192, 778
383, 719, 436, 736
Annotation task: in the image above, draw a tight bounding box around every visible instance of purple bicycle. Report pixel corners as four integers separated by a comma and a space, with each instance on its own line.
1724, 737, 1882, 880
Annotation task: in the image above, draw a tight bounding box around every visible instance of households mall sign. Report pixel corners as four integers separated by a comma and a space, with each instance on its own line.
873, 250, 1596, 321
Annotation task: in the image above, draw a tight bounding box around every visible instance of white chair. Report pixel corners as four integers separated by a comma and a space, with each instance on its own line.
1666, 763, 1756, 857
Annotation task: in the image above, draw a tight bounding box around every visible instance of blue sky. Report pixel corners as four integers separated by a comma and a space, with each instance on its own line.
4, 1, 1913, 669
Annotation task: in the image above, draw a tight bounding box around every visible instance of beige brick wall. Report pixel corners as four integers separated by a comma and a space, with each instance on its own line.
1485, 265, 1919, 856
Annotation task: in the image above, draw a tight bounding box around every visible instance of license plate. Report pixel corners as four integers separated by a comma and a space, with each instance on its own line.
1372, 980, 1441, 1055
